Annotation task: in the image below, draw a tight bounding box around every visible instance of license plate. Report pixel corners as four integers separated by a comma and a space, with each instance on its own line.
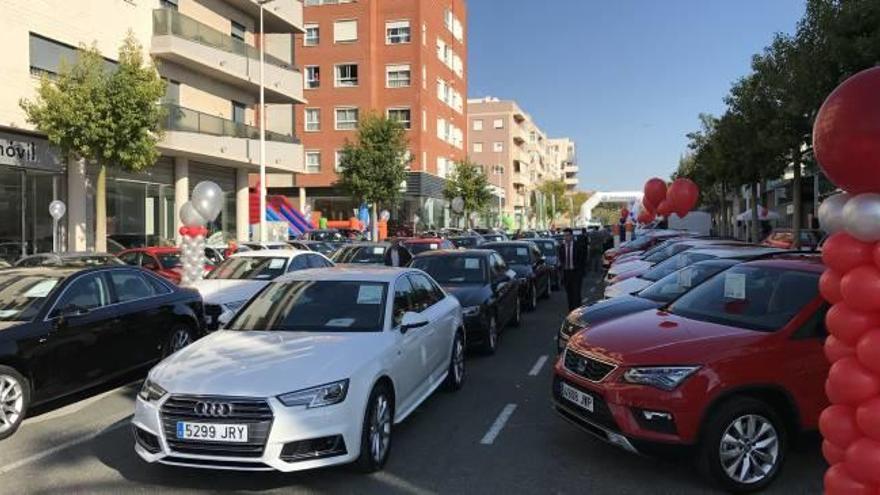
561, 383, 594, 412
176, 422, 248, 443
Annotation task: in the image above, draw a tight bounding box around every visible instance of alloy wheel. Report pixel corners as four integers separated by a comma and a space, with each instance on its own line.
170, 328, 192, 353
487, 317, 497, 350
369, 393, 392, 463
530, 285, 538, 308
0, 375, 24, 434
452, 336, 465, 385
719, 414, 780, 485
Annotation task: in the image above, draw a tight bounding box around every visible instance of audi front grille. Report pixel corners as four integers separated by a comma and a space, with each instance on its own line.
160, 396, 274, 458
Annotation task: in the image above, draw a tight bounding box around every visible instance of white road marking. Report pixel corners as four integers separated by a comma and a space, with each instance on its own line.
0, 414, 130, 475
480, 404, 517, 445
374, 472, 438, 495
528, 355, 549, 376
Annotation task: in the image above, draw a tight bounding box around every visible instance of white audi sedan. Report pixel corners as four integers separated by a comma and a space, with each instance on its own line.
132, 267, 465, 473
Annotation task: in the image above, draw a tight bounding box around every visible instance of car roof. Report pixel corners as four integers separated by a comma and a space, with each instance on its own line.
406, 238, 444, 243
685, 246, 784, 258
738, 253, 825, 273
276, 266, 416, 283
230, 249, 312, 259
415, 249, 493, 258
482, 241, 535, 247
124, 246, 179, 253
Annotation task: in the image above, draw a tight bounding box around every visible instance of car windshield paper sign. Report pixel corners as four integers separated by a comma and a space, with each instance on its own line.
724, 273, 747, 300
516, 248, 528, 256
357, 285, 383, 305
325, 318, 354, 327
372, 247, 385, 255
430, 243, 438, 249
464, 258, 480, 270
268, 258, 286, 269
677, 268, 694, 288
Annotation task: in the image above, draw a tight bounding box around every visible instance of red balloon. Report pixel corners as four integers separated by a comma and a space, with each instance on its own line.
826, 335, 856, 364
845, 437, 880, 485
643, 178, 667, 209
825, 463, 875, 495
637, 211, 655, 224
820, 404, 861, 448
856, 330, 880, 374
620, 207, 629, 220
826, 304, 878, 346
179, 226, 190, 236
823, 440, 847, 465
856, 397, 880, 441
820, 271, 844, 304
826, 357, 880, 405
813, 67, 880, 195
823, 232, 875, 274
656, 199, 673, 217
841, 265, 880, 312
667, 178, 699, 217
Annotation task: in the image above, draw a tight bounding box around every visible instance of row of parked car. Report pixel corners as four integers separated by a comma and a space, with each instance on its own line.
553, 230, 828, 492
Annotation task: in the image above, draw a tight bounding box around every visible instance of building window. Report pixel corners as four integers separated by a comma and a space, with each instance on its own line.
472, 119, 483, 131
493, 142, 503, 152
305, 151, 321, 173
304, 108, 320, 132
304, 24, 320, 46
386, 20, 411, 44
29, 33, 117, 78
473, 142, 483, 153
422, 109, 427, 132
231, 20, 246, 42
493, 165, 505, 175
494, 119, 504, 129
232, 101, 246, 124
306, 0, 354, 5
387, 108, 411, 129
422, 22, 427, 46
335, 63, 358, 87
386, 64, 411, 88
335, 107, 359, 130
334, 19, 358, 43
305, 66, 320, 89
335, 150, 344, 171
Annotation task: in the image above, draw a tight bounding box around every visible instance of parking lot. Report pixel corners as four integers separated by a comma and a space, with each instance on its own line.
0, 273, 824, 495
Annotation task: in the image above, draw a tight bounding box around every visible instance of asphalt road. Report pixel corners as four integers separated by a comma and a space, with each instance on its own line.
0, 273, 825, 494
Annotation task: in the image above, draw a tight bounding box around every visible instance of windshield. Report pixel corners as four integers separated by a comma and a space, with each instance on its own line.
0, 273, 63, 321
642, 251, 716, 282
411, 256, 487, 284
483, 234, 504, 242
405, 242, 440, 255
158, 254, 181, 268
207, 257, 289, 280
450, 237, 479, 248
337, 246, 386, 264
310, 242, 335, 255
310, 231, 343, 241
643, 243, 691, 263
534, 241, 557, 256
638, 261, 733, 303
669, 266, 819, 332
490, 245, 531, 265
229, 280, 387, 332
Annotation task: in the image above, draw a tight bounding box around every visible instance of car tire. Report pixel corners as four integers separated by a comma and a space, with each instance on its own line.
698, 397, 787, 493
481, 315, 498, 355
354, 382, 394, 473
164, 324, 195, 357
526, 283, 538, 312
0, 366, 29, 441
510, 296, 522, 328
444, 331, 465, 392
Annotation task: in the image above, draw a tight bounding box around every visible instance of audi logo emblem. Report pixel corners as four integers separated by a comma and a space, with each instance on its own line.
194, 401, 234, 418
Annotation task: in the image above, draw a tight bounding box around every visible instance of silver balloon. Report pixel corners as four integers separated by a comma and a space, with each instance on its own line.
451, 197, 464, 214
192, 181, 224, 221
842, 193, 880, 242
48, 200, 66, 220
818, 192, 851, 234
179, 201, 207, 227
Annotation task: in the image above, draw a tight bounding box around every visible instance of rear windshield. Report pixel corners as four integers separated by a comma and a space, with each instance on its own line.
337, 246, 386, 264
488, 245, 531, 265
411, 256, 487, 284
207, 257, 289, 280
405, 242, 441, 255
450, 237, 480, 249
158, 254, 181, 268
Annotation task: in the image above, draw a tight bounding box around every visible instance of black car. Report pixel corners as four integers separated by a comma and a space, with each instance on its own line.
0, 265, 204, 440
14, 252, 124, 268
530, 238, 561, 291
556, 259, 740, 352
410, 250, 520, 354
480, 233, 508, 243
287, 240, 337, 257
331, 243, 389, 265
482, 241, 552, 311
448, 235, 484, 249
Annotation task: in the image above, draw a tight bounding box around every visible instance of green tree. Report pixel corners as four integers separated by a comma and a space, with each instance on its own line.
21, 33, 165, 251
444, 158, 492, 228
537, 179, 568, 225
337, 113, 410, 240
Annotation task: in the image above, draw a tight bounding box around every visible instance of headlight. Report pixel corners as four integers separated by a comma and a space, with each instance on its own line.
223, 299, 247, 312
559, 318, 586, 338
138, 379, 167, 402
462, 305, 481, 317
277, 380, 349, 408
622, 366, 699, 391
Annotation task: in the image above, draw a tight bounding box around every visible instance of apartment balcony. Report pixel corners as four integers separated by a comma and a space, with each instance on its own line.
513, 135, 525, 146
564, 164, 578, 174
159, 104, 304, 173
151, 9, 304, 105
224, 0, 304, 33
564, 176, 578, 187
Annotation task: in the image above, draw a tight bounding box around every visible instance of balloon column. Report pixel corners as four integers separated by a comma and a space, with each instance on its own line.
178, 181, 223, 286
640, 177, 699, 224
813, 67, 880, 495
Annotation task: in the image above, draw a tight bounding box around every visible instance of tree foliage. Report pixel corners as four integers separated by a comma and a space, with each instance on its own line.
537, 179, 568, 219
337, 113, 410, 207
444, 158, 492, 221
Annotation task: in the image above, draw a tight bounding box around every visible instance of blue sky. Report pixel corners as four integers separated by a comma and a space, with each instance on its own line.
467, 0, 805, 191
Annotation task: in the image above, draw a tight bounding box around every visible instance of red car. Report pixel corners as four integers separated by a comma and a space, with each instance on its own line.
602, 231, 682, 268
402, 237, 455, 255
762, 228, 825, 250
553, 254, 826, 492
118, 247, 186, 284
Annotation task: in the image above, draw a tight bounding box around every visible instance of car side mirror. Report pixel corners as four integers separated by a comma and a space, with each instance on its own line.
400, 311, 428, 333
52, 304, 90, 325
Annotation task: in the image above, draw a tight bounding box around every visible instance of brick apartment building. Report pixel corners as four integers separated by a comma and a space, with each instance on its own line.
271, 0, 468, 230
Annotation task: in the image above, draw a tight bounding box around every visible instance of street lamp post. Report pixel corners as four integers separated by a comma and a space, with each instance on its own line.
257, 0, 274, 242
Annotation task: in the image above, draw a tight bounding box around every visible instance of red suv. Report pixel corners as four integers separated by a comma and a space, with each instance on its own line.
553, 255, 827, 492
118, 247, 186, 284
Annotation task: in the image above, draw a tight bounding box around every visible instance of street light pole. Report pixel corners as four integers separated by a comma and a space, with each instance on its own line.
258, 0, 273, 242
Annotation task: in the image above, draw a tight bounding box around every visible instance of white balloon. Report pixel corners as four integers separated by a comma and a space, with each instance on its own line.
48, 200, 67, 220
818, 192, 851, 234
179, 201, 207, 227
843, 193, 880, 242
192, 181, 224, 221
451, 197, 464, 214
380, 210, 391, 222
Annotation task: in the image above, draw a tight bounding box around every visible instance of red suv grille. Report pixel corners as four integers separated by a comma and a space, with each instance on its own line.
564, 350, 616, 382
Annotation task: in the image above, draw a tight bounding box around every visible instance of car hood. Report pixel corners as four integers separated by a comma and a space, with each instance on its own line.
575, 295, 662, 327
570, 310, 767, 365
189, 279, 268, 305
609, 260, 651, 276
509, 264, 533, 278
150, 330, 389, 397
443, 284, 490, 307
604, 277, 651, 298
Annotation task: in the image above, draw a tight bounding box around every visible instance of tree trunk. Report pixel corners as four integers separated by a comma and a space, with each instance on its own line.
791, 154, 802, 250
95, 164, 107, 252
720, 182, 728, 238
751, 182, 760, 243
371, 203, 378, 241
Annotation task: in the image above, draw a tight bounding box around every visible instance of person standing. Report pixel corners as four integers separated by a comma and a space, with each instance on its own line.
384, 240, 413, 267
559, 228, 586, 312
